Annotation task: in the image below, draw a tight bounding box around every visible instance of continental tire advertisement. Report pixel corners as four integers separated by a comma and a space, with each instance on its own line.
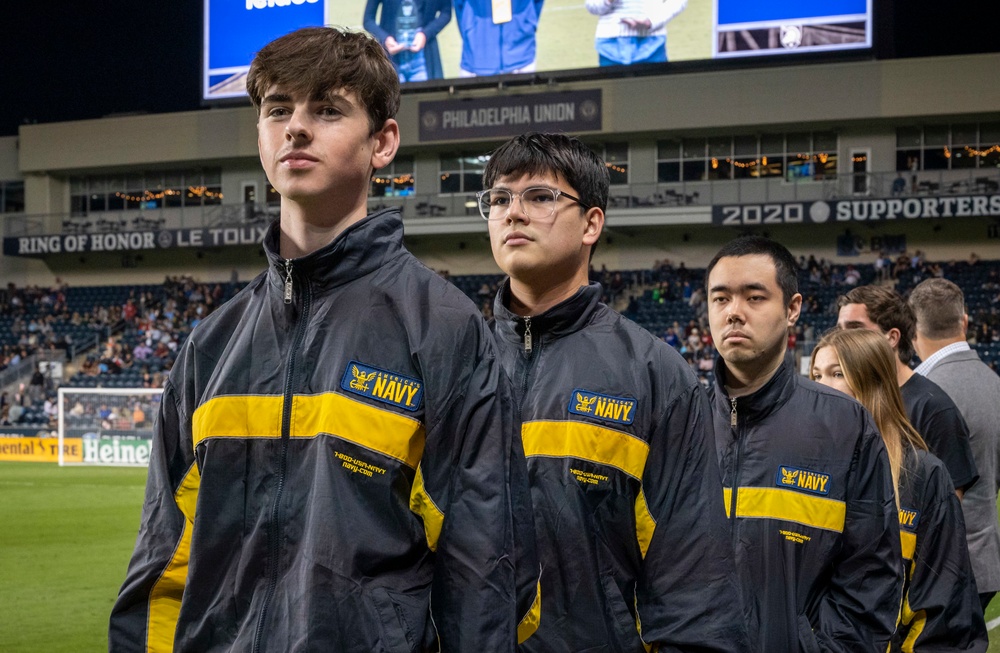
0, 438, 83, 463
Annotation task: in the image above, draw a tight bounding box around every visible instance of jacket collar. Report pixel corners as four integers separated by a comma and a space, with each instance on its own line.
492, 279, 603, 347
712, 354, 797, 424
263, 208, 404, 293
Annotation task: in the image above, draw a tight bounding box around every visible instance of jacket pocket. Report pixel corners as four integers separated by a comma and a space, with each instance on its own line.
600, 575, 646, 653
369, 585, 433, 653
796, 614, 821, 653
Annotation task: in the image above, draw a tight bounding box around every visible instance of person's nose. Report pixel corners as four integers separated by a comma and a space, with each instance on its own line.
505, 192, 529, 224
285, 108, 311, 143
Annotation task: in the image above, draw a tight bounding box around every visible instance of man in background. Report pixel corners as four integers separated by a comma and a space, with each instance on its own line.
837, 284, 978, 496
454, 0, 543, 76
911, 277, 1000, 615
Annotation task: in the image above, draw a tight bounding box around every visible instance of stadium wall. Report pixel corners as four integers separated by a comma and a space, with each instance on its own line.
16, 53, 1000, 173
0, 136, 18, 180
4, 53, 1000, 286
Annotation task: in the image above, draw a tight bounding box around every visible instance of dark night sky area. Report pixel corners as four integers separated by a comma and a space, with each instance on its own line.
0, 0, 994, 138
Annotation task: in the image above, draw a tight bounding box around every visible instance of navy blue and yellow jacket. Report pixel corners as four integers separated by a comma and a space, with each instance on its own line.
712, 358, 904, 653
492, 282, 747, 653
891, 447, 987, 652
109, 209, 539, 652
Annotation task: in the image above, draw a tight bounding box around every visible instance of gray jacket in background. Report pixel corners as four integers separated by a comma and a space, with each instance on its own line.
925, 349, 1000, 594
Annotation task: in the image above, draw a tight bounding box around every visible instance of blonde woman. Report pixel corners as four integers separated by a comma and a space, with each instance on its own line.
811, 329, 987, 652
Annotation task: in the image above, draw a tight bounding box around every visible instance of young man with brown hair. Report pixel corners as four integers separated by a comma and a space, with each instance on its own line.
109, 27, 536, 652
837, 284, 977, 496
484, 132, 745, 652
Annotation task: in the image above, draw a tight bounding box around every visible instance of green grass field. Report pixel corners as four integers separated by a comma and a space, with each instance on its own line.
0, 462, 146, 652
2, 459, 998, 650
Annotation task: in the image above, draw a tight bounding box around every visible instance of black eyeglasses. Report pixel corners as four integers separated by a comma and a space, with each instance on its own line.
476, 186, 590, 221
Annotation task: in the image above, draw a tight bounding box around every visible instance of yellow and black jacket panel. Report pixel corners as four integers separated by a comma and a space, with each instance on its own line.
108, 210, 534, 652
492, 282, 747, 653
890, 447, 987, 653
713, 358, 905, 653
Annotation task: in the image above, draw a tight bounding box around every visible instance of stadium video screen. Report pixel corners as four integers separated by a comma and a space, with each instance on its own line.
204, 0, 872, 101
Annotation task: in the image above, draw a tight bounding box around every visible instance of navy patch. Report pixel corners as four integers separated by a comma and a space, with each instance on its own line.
899, 508, 920, 531
568, 389, 636, 425
776, 465, 831, 496
340, 361, 423, 412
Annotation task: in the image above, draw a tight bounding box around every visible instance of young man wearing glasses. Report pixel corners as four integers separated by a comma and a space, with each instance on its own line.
481, 132, 746, 652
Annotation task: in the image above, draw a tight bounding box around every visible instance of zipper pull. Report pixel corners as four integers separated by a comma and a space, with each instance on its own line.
523, 317, 533, 353
283, 259, 294, 305
730, 396, 738, 427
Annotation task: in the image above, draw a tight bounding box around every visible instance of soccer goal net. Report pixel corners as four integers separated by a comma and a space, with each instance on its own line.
57, 387, 163, 467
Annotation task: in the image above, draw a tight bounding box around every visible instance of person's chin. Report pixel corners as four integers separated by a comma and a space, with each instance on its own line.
720, 344, 755, 363
504, 257, 548, 281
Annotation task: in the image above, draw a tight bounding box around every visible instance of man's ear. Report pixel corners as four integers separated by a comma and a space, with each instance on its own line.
885, 327, 901, 349
582, 207, 604, 247
787, 293, 803, 327
371, 118, 400, 171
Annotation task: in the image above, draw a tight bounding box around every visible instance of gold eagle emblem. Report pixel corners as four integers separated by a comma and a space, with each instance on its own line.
781, 468, 799, 485
349, 365, 377, 392
575, 392, 597, 413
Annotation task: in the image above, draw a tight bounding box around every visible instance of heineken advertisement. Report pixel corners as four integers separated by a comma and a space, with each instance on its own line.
83, 436, 153, 465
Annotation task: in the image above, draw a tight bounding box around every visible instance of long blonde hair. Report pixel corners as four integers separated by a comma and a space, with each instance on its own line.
810, 329, 927, 508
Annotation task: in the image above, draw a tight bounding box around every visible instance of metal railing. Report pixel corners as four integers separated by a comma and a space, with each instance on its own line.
0, 353, 39, 393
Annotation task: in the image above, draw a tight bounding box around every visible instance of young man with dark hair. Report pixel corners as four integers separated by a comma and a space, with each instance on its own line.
837, 284, 977, 497
910, 277, 1000, 614
110, 27, 536, 652
483, 132, 745, 652
706, 235, 903, 652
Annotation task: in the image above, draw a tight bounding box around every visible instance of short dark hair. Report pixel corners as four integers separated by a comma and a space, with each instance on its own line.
246, 26, 400, 134
837, 285, 916, 364
705, 236, 798, 304
483, 133, 609, 214
909, 278, 967, 340
483, 133, 608, 260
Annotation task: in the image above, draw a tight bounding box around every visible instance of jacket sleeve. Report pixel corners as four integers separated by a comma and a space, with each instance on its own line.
647, 0, 688, 33
421, 0, 453, 41
635, 380, 750, 652
108, 378, 197, 653
413, 317, 526, 651
363, 0, 391, 46
508, 380, 542, 645
585, 0, 615, 16
920, 401, 978, 492
899, 460, 988, 652
810, 417, 904, 653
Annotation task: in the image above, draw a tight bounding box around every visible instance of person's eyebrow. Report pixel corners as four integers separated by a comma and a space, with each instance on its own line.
708, 282, 769, 294
260, 92, 293, 105
840, 320, 867, 329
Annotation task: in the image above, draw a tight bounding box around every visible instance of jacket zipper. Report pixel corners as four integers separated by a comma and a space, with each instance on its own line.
283, 259, 293, 304
252, 261, 312, 653
518, 317, 539, 403
729, 396, 743, 546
